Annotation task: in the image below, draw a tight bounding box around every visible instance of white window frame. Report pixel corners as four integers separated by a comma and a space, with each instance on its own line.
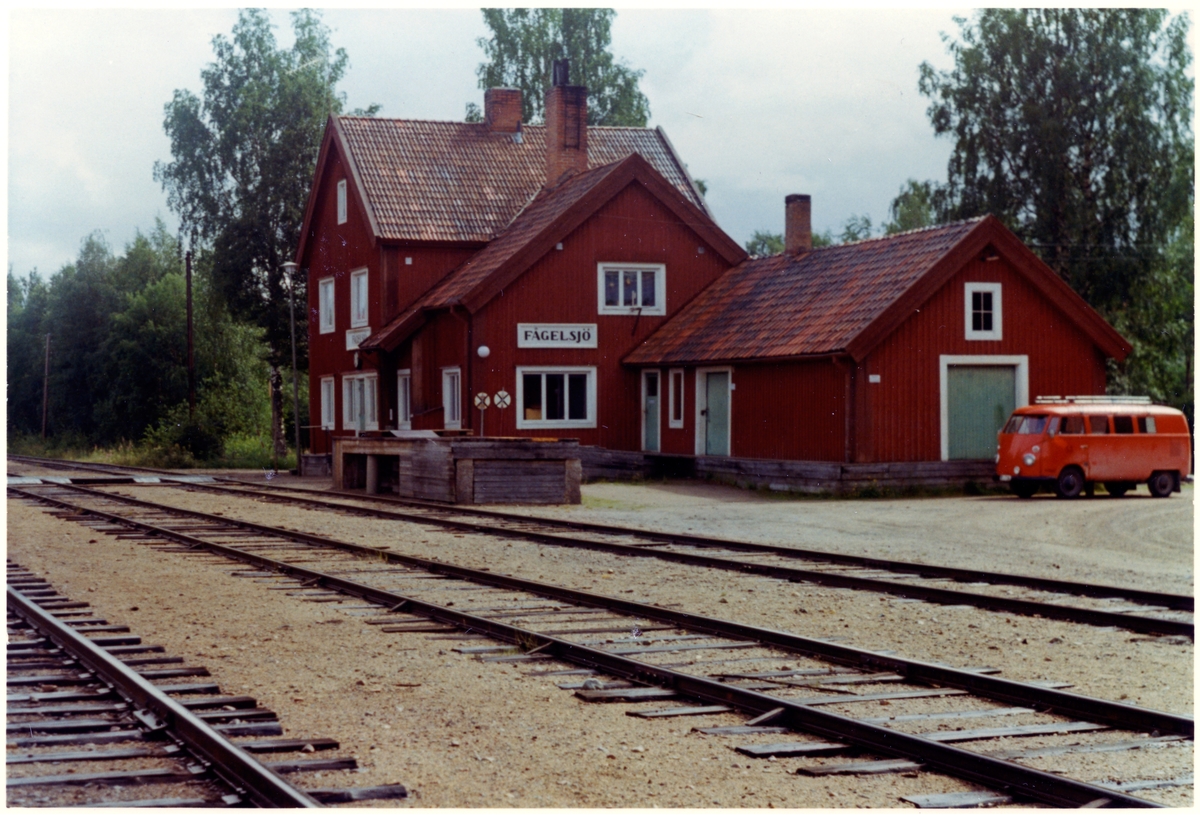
515, 366, 597, 430
350, 267, 369, 329
964, 282, 1003, 341
597, 263, 666, 316
668, 368, 685, 429
694, 366, 734, 457
938, 355, 1028, 462
320, 377, 336, 430
442, 367, 462, 430
318, 276, 335, 334
397, 369, 412, 430
337, 179, 347, 225
342, 372, 379, 433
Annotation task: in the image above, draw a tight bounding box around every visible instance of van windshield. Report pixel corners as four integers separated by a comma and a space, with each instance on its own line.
1004, 415, 1048, 435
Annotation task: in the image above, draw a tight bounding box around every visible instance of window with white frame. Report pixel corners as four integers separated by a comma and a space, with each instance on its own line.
442, 368, 462, 429
350, 268, 369, 328
337, 179, 347, 225
318, 277, 335, 334
598, 263, 665, 315
320, 377, 336, 429
965, 282, 1002, 341
397, 369, 412, 430
342, 372, 378, 432
517, 367, 596, 429
668, 368, 685, 428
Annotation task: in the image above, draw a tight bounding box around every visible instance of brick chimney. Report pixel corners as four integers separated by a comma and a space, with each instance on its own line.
544, 58, 588, 185
785, 194, 812, 254
484, 88, 522, 133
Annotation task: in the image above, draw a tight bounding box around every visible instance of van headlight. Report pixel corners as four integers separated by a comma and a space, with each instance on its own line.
1022, 453, 1036, 466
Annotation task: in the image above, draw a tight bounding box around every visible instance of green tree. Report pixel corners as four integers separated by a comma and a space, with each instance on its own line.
918, 9, 1193, 414
919, 10, 1192, 305
155, 9, 370, 457
745, 230, 783, 256
885, 179, 937, 235
6, 269, 51, 435
839, 215, 873, 244
475, 8, 650, 126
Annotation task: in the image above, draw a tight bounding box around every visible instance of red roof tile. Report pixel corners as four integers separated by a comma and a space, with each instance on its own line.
625, 219, 986, 365
337, 118, 705, 243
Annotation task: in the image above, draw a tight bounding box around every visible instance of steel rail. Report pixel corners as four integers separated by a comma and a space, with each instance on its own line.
251, 482, 1195, 612
7, 488, 1165, 808
12, 482, 1191, 744
6, 585, 320, 808
11, 453, 1193, 611
118, 478, 1192, 637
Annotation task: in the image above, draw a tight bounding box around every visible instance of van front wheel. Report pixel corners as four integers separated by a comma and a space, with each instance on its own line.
1148, 471, 1176, 498
1055, 467, 1085, 499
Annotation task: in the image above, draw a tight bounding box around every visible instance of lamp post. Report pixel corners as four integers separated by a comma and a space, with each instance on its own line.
283, 261, 302, 475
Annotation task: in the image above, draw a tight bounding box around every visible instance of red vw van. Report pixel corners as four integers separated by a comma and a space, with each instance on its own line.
995, 396, 1191, 498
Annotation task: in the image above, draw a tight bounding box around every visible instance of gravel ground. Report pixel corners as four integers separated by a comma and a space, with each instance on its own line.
6, 469, 1194, 807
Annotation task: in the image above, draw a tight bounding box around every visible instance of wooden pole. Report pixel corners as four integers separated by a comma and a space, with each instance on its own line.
41, 333, 50, 438
286, 262, 302, 474
186, 250, 195, 418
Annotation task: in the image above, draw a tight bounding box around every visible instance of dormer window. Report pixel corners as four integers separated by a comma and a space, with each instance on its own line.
337, 179, 347, 225
598, 263, 665, 315
965, 282, 1002, 341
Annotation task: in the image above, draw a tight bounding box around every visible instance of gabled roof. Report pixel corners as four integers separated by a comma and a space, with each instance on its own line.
359, 153, 745, 353
625, 216, 1130, 366
295, 116, 710, 261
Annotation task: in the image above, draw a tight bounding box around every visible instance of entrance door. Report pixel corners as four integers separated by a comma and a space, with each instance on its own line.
947, 365, 1015, 459
703, 370, 730, 456
642, 371, 660, 452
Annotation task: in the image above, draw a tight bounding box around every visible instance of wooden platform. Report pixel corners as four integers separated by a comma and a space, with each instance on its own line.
577, 447, 995, 494
333, 434, 582, 504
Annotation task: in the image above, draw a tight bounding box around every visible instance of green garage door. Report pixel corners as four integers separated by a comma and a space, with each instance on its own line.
947, 365, 1016, 460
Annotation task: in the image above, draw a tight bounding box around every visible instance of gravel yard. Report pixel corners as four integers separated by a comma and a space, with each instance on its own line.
6, 471, 1194, 807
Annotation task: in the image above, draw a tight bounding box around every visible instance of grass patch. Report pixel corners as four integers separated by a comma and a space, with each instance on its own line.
8, 432, 295, 471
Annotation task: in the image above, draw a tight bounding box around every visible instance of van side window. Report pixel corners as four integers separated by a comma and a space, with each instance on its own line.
1138, 416, 1156, 434
1088, 415, 1110, 434
1060, 416, 1085, 434
1113, 415, 1134, 434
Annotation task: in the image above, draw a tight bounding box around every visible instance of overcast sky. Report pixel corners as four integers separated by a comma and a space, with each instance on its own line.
9, 6, 981, 278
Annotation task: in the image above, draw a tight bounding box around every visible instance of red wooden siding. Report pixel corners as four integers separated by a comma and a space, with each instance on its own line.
725, 360, 846, 461
462, 182, 732, 448
862, 256, 1107, 462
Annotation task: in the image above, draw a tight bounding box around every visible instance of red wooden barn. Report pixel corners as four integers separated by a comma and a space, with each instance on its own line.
295, 75, 1131, 490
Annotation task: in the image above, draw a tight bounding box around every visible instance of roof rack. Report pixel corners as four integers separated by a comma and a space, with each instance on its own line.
1035, 395, 1152, 405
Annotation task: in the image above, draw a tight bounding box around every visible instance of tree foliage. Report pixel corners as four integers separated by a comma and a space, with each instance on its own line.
918, 9, 1193, 415
919, 10, 1192, 306
6, 225, 273, 460
744, 230, 783, 256
155, 9, 368, 454
885, 180, 937, 235
475, 8, 650, 126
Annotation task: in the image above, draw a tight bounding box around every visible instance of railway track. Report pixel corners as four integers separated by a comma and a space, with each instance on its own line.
8, 455, 1191, 639
9, 481, 1193, 807
6, 561, 408, 807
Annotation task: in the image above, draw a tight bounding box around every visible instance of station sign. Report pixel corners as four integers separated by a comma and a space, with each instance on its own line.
517, 323, 597, 349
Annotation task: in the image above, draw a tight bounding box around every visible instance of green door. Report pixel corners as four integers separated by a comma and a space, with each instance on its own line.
704, 371, 730, 456
947, 365, 1015, 460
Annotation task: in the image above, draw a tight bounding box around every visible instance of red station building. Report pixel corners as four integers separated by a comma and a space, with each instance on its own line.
295, 73, 1130, 491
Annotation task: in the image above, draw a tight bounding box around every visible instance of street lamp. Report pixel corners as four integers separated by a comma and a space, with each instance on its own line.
283, 261, 302, 475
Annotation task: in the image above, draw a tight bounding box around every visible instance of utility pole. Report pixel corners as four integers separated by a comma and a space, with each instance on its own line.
283, 262, 302, 475
186, 250, 195, 418
41, 333, 50, 438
